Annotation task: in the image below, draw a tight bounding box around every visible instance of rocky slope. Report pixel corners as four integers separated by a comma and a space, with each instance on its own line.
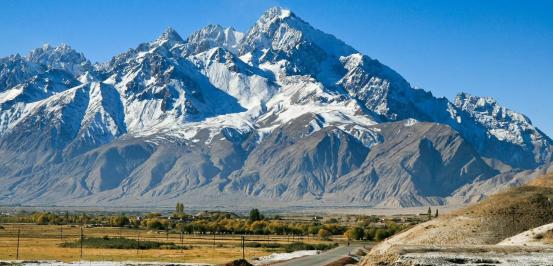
0, 7, 551, 207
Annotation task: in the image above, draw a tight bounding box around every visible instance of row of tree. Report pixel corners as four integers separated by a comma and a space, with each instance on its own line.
21, 205, 415, 241
141, 218, 347, 236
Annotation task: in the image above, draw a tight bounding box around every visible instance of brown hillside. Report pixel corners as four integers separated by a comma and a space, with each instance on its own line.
361, 173, 553, 265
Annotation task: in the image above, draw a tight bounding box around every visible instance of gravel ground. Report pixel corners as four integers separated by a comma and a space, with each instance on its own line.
397, 251, 553, 265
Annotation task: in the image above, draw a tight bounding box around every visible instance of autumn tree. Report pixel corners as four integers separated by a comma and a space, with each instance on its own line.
110, 215, 129, 227
318, 228, 331, 240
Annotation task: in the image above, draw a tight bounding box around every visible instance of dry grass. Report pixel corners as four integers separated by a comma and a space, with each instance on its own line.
527, 173, 553, 188
0, 224, 331, 264
542, 230, 553, 244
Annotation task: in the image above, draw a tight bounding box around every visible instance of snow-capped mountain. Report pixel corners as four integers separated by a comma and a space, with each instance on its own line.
0, 7, 551, 208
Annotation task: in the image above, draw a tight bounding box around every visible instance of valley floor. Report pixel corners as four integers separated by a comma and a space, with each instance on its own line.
0, 224, 334, 265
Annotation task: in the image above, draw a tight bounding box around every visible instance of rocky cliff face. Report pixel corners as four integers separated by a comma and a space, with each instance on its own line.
0, 7, 551, 207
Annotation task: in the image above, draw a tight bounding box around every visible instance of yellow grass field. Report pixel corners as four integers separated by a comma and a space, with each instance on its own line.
0, 224, 335, 264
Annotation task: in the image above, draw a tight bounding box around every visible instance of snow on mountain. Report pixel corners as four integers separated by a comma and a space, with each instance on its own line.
0, 43, 92, 101
184, 24, 244, 55
256, 75, 377, 134
103, 30, 245, 134
0, 46, 88, 137
28, 44, 93, 76
0, 54, 42, 92
334, 49, 552, 169
239, 7, 356, 85
64, 82, 127, 157
455, 92, 542, 145
0, 69, 80, 107
0, 83, 105, 159
0, 7, 551, 207
453, 92, 553, 168
240, 7, 355, 57
191, 47, 276, 109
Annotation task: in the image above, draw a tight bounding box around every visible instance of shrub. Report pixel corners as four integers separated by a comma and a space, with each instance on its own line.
284, 242, 337, 253
59, 236, 189, 250
145, 219, 164, 230
244, 242, 281, 249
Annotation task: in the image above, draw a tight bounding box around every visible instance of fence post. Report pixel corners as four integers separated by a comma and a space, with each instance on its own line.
16, 228, 20, 260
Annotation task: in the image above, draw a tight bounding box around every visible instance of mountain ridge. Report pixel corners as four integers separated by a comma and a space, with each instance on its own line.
0, 7, 551, 207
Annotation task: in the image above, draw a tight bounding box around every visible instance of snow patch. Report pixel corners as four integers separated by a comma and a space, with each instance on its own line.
252, 250, 319, 265
498, 222, 553, 247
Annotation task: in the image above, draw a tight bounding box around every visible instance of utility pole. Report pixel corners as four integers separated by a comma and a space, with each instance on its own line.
60, 224, 63, 241
506, 207, 521, 233
136, 230, 140, 255
16, 228, 20, 260
180, 227, 184, 253
80, 227, 83, 260
241, 235, 245, 260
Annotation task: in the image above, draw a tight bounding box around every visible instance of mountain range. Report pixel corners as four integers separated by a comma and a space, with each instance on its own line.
0, 7, 551, 208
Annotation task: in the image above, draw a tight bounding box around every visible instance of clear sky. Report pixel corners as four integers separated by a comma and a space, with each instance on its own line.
1, 0, 552, 136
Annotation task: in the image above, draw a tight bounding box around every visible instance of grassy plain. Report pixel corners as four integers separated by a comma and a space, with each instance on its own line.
0, 223, 337, 264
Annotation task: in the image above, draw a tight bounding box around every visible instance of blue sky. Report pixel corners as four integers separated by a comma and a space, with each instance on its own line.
1, 0, 552, 136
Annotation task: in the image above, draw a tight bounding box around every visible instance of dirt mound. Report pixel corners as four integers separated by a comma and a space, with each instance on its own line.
324, 256, 358, 266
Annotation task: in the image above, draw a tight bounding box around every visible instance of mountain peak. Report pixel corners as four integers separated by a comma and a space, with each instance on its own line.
261, 6, 293, 21
454, 92, 543, 147
184, 24, 243, 54
31, 43, 76, 55
454, 92, 532, 124
455, 92, 500, 110
26, 43, 91, 76
41, 43, 51, 51
249, 6, 296, 36
240, 6, 355, 59
158, 27, 185, 43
